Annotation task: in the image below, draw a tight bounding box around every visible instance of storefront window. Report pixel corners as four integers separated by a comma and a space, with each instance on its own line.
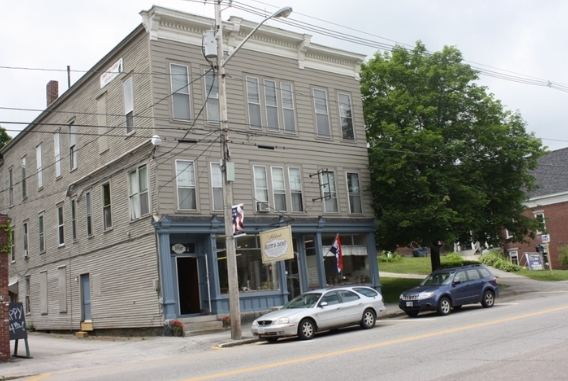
304, 235, 320, 288
216, 235, 280, 294
322, 233, 371, 286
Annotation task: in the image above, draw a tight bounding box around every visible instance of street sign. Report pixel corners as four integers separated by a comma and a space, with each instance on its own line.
542, 234, 550, 243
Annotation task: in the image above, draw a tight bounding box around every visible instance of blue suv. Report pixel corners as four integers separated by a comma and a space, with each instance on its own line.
399, 264, 499, 317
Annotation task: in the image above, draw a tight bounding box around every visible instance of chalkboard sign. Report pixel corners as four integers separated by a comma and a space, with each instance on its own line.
9, 302, 27, 340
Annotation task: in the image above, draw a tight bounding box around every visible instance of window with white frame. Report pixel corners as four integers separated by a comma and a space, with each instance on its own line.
504, 229, 513, 239
253, 166, 269, 210
204, 70, 219, 123
23, 221, 29, 258
289, 167, 304, 212
346, 172, 362, 213
171, 64, 191, 121
10, 228, 15, 262
176, 160, 196, 210
71, 199, 77, 241
338, 93, 354, 140
246, 77, 262, 129
320, 170, 338, 213
211, 162, 223, 211
102, 183, 112, 230
21, 157, 27, 198
508, 249, 519, 265
128, 165, 150, 220
85, 192, 93, 237
271, 167, 287, 211
36, 144, 43, 189
57, 205, 65, 245
54, 131, 61, 177
97, 93, 109, 153
69, 123, 77, 170
281, 83, 296, 133
25, 276, 31, 314
38, 214, 45, 252
313, 89, 331, 137
534, 211, 546, 234
8, 167, 13, 207
124, 77, 134, 132
264, 80, 279, 131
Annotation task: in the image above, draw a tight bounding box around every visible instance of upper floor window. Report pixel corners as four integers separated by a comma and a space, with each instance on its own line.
38, 214, 45, 252
57, 204, 65, 246
36, 144, 43, 189
288, 167, 304, 212
205, 71, 219, 123
338, 93, 354, 140
271, 167, 286, 212
128, 164, 150, 220
69, 123, 77, 170
102, 183, 112, 230
10, 229, 15, 262
246, 77, 262, 129
54, 132, 61, 177
211, 162, 223, 211
264, 80, 279, 131
23, 221, 29, 258
253, 166, 269, 207
346, 172, 362, 213
71, 199, 77, 241
281, 83, 296, 133
321, 170, 338, 213
245, 76, 297, 133
534, 211, 546, 235
313, 89, 331, 137
86, 192, 93, 237
21, 157, 27, 199
171, 64, 191, 121
176, 160, 196, 210
8, 167, 13, 207
124, 77, 134, 133
252, 165, 304, 213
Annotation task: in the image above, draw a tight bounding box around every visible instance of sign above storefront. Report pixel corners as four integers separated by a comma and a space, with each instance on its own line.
172, 243, 186, 254
259, 226, 294, 264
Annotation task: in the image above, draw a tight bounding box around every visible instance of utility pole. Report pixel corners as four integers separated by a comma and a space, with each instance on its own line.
215, 0, 242, 340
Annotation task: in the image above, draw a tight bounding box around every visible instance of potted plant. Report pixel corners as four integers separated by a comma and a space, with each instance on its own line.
218, 316, 230, 328
170, 320, 184, 337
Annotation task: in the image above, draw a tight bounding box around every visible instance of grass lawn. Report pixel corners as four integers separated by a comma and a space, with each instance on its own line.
517, 268, 568, 281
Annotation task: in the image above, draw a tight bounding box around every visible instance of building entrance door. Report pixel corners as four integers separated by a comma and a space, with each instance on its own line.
177, 257, 201, 315
80, 274, 91, 321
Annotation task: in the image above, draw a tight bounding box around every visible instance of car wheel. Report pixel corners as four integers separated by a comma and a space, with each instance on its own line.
437, 297, 451, 316
481, 290, 495, 308
265, 337, 279, 343
405, 311, 419, 318
453, 305, 462, 310
360, 309, 376, 329
298, 319, 316, 340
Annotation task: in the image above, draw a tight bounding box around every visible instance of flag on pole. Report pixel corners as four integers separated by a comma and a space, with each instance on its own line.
232, 203, 245, 237
329, 234, 343, 273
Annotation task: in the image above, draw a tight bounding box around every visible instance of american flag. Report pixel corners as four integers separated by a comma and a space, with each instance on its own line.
329, 234, 343, 273
232, 203, 245, 237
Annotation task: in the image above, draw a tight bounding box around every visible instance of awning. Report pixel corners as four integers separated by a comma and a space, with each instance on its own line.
323, 245, 368, 257
8, 277, 18, 294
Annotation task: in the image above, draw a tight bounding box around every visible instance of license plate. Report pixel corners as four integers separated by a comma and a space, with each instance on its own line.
406, 301, 413, 307
258, 328, 265, 334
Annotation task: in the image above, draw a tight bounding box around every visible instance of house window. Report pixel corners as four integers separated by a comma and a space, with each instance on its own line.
23, 222, 29, 258
176, 160, 196, 210
97, 93, 109, 153
38, 214, 45, 252
264, 80, 279, 131
54, 132, 61, 177
313, 89, 331, 137
58, 266, 67, 313
171, 64, 191, 121
253, 166, 269, 205
338, 93, 354, 140
347, 172, 362, 213
289, 167, 304, 212
128, 165, 150, 220
86, 192, 93, 236
205, 71, 219, 123
211, 162, 223, 211
69, 123, 77, 170
10, 228, 15, 262
508, 249, 519, 265
71, 199, 77, 241
281, 83, 296, 133
504, 229, 513, 239
40, 271, 48, 315
57, 205, 65, 245
534, 211, 546, 234
21, 157, 27, 199
321, 170, 338, 213
8, 167, 13, 206
246, 77, 262, 129
102, 183, 112, 230
271, 167, 286, 212
25, 276, 31, 314
124, 77, 134, 132
36, 144, 43, 189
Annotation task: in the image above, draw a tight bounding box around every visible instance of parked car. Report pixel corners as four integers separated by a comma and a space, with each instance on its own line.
250, 286, 387, 342
399, 264, 499, 317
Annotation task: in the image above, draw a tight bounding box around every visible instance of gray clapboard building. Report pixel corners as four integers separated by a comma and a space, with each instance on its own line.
2, 6, 379, 333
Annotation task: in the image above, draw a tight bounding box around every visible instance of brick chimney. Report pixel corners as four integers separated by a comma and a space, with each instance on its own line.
46, 80, 59, 106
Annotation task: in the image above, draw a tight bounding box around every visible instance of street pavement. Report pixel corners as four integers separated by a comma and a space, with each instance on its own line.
3, 267, 568, 380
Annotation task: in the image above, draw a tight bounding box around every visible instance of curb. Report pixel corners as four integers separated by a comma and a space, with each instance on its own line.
216, 337, 260, 348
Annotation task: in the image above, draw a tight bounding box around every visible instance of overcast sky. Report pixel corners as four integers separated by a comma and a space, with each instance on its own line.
2, 0, 568, 150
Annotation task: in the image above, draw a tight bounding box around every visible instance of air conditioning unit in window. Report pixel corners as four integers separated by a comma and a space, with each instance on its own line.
256, 201, 270, 212
24, 250, 29, 259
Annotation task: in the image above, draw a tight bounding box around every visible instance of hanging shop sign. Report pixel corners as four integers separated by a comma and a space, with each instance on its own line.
259, 226, 294, 264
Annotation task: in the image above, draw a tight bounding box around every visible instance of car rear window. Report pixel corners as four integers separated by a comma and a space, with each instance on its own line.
478, 268, 492, 278
353, 287, 379, 298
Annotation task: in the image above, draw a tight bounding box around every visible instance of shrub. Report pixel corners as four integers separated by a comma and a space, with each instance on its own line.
378, 251, 403, 263
480, 251, 521, 272
559, 245, 568, 266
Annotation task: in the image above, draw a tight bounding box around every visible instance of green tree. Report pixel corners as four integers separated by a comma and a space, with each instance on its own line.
0, 124, 10, 152
361, 42, 546, 270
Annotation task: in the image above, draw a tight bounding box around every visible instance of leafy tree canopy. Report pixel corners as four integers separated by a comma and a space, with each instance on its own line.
0, 125, 11, 156
361, 42, 546, 269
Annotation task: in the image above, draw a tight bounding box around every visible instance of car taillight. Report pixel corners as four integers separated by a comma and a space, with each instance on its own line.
493, 277, 497, 284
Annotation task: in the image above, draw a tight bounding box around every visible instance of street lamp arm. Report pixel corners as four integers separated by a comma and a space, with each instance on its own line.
221, 6, 293, 67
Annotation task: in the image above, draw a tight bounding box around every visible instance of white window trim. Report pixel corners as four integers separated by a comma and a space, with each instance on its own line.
204, 70, 219, 124
71, 199, 77, 241
246, 76, 262, 130
128, 165, 150, 220
23, 221, 29, 258
320, 170, 338, 213
102, 183, 112, 231
86, 192, 93, 237
124, 77, 134, 133
8, 167, 13, 207
288, 167, 304, 212
54, 132, 61, 178
533, 211, 545, 235
175, 160, 197, 211
69, 123, 77, 171
57, 204, 65, 246
281, 82, 296, 134
264, 79, 280, 131
346, 172, 363, 214
38, 213, 45, 253
313, 88, 331, 138
36, 144, 43, 189
338, 92, 355, 140
271, 166, 287, 212
253, 165, 269, 204
21, 157, 27, 198
170, 63, 191, 121
210, 162, 223, 211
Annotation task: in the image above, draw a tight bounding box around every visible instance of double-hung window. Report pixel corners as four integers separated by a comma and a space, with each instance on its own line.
71, 199, 77, 241
534, 211, 546, 235
205, 71, 219, 123
271, 167, 286, 211
321, 170, 338, 213
38, 214, 45, 252
124, 77, 134, 132
264, 80, 279, 131
23, 222, 29, 258
211, 162, 223, 211
86, 192, 93, 237
171, 64, 191, 121
253, 166, 269, 205
338, 93, 354, 140
54, 132, 61, 177
36, 144, 43, 189
21, 157, 27, 199
313, 89, 331, 137
281, 83, 296, 133
10, 229, 15, 262
346, 172, 362, 213
57, 204, 65, 245
8, 168, 13, 207
69, 123, 77, 170
128, 165, 150, 220
176, 160, 196, 210
246, 77, 262, 129
102, 183, 112, 230
289, 168, 304, 212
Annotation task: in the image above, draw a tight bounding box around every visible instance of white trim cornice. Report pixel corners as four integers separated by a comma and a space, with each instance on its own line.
524, 191, 568, 208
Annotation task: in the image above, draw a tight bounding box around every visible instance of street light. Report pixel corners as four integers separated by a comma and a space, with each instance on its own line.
213, 2, 293, 340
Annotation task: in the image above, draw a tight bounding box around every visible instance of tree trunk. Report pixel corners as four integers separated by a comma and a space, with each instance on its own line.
430, 242, 441, 271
